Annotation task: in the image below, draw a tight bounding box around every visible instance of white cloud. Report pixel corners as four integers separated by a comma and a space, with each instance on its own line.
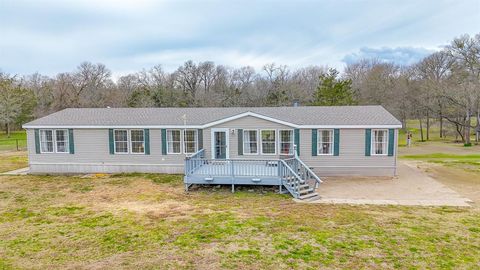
342, 47, 437, 66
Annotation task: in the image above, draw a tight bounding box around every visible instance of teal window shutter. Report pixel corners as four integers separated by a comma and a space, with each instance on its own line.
311, 129, 317, 156
68, 129, 75, 154
365, 129, 371, 156
108, 129, 114, 154
334, 129, 340, 156
238, 129, 243, 155
34, 129, 40, 154
161, 129, 167, 155
388, 129, 394, 156
144, 129, 150, 155
197, 129, 203, 150
294, 129, 300, 156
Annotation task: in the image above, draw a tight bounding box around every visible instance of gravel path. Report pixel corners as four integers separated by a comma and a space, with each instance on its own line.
305, 160, 472, 207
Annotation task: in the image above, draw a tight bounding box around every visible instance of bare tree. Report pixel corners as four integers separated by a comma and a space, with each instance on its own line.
0, 73, 35, 136
444, 34, 480, 144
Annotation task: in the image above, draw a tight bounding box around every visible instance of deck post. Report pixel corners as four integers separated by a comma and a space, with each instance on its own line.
231, 160, 235, 193
278, 160, 283, 193
185, 183, 189, 192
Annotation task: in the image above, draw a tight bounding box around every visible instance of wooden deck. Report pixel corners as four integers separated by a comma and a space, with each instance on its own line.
185, 161, 282, 185
184, 149, 323, 199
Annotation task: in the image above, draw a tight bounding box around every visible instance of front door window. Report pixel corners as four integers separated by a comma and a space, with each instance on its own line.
214, 131, 227, 159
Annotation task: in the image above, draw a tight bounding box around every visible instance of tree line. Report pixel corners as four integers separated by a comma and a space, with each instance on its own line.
1, 33, 479, 144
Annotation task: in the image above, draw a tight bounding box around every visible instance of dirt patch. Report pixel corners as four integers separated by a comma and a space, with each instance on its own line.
417, 162, 480, 206
97, 200, 196, 221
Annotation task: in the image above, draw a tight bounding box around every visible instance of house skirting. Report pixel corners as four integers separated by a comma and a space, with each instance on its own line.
29, 163, 395, 176
29, 163, 184, 174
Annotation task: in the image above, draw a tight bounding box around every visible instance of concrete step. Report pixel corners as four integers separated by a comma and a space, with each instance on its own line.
298, 188, 314, 194
298, 192, 319, 200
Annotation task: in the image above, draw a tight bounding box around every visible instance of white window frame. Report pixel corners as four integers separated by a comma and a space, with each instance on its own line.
167, 129, 182, 154
371, 129, 388, 156
183, 129, 198, 154
243, 129, 259, 155
279, 129, 294, 155
318, 129, 334, 156
39, 129, 70, 154
129, 129, 145, 154
54, 129, 69, 153
113, 129, 129, 154
39, 129, 54, 153
260, 129, 277, 155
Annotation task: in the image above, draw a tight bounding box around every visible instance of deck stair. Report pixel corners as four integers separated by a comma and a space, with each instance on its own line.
280, 155, 322, 200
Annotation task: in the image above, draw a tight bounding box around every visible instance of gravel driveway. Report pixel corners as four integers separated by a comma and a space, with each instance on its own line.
306, 160, 472, 207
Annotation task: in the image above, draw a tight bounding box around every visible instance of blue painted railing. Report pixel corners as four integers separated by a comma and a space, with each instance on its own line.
184, 147, 322, 198
185, 149, 206, 175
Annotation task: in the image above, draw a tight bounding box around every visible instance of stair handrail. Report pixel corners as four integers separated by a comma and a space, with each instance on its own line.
294, 156, 323, 184
280, 159, 304, 196
293, 144, 322, 186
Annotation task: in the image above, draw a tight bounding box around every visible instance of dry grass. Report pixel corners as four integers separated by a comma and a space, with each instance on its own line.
0, 151, 28, 173
0, 173, 479, 269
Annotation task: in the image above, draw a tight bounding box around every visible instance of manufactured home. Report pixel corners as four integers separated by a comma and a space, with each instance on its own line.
23, 106, 401, 200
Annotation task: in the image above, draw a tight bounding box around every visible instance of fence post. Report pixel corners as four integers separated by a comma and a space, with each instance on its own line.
16, 139, 19, 151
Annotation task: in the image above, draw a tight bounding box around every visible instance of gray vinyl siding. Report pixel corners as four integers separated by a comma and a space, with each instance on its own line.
27, 129, 186, 174
204, 116, 292, 160
299, 129, 397, 176
26, 116, 398, 176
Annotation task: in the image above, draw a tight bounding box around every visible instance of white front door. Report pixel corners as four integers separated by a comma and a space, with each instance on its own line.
211, 128, 229, 159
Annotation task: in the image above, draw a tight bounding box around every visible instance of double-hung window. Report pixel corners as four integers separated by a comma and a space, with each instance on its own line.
130, 130, 145, 154
261, 130, 276, 155
184, 130, 197, 154
167, 130, 182, 154
243, 130, 258, 154
279, 130, 293, 155
40, 129, 69, 153
40, 130, 54, 153
318, 129, 333, 155
114, 130, 129, 153
55, 130, 69, 153
372, 129, 388, 155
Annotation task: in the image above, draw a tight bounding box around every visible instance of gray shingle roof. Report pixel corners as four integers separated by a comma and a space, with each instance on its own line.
23, 106, 401, 127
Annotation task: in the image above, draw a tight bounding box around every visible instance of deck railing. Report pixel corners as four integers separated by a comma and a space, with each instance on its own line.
186, 158, 281, 177
185, 149, 206, 175
184, 146, 322, 198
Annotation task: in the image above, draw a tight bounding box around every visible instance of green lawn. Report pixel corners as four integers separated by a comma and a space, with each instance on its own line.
0, 151, 28, 173
0, 131, 27, 152
0, 172, 479, 269
1, 130, 480, 269
401, 153, 480, 174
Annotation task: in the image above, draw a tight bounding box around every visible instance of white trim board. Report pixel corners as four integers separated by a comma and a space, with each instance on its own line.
29, 162, 184, 166
23, 111, 402, 129
211, 128, 230, 159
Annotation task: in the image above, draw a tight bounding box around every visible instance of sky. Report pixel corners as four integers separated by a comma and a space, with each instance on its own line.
0, 0, 479, 78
